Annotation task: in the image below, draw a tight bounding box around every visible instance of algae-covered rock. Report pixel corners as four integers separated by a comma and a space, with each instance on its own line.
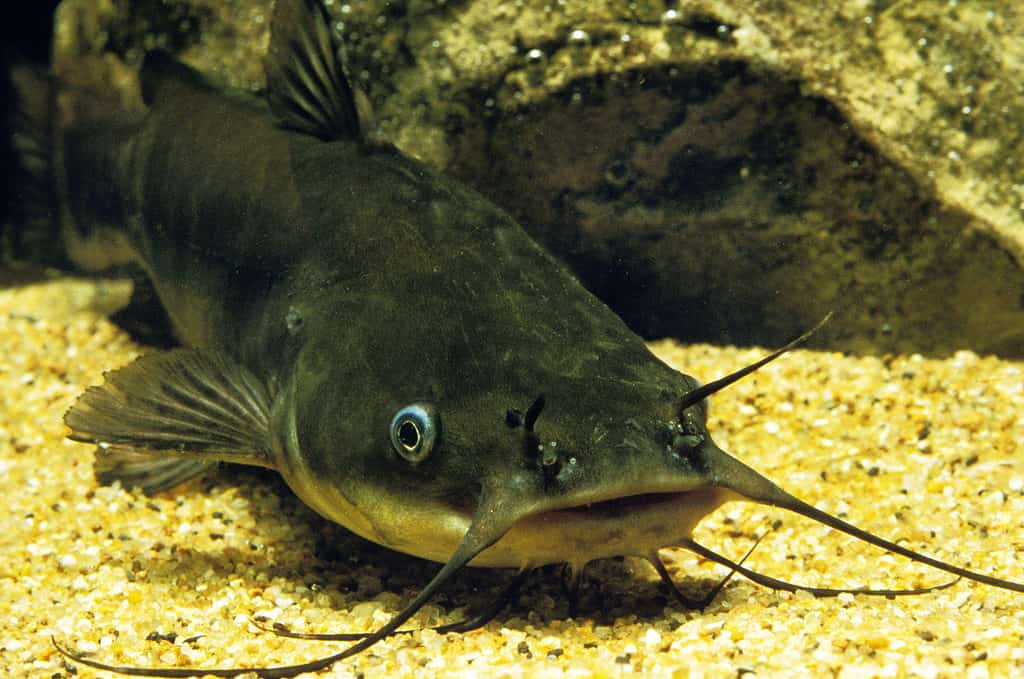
51, 0, 1024, 356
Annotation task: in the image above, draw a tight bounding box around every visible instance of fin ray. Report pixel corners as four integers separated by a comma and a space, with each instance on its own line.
265, 0, 379, 142
93, 449, 216, 496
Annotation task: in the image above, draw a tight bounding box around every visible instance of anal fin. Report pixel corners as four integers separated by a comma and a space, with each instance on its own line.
65, 349, 276, 494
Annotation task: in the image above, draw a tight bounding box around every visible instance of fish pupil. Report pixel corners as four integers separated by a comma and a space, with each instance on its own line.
398, 421, 421, 450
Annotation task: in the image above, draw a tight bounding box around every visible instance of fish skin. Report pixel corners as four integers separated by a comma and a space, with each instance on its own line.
51, 5, 721, 568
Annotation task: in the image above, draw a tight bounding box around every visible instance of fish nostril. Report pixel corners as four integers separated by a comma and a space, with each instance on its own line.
505, 409, 523, 428
540, 441, 558, 467
538, 441, 567, 485
542, 458, 561, 484
671, 433, 705, 464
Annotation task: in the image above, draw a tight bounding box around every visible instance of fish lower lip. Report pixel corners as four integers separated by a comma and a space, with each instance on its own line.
493, 488, 728, 566
564, 492, 680, 515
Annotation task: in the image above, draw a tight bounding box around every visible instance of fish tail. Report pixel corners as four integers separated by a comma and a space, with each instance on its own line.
3, 58, 68, 268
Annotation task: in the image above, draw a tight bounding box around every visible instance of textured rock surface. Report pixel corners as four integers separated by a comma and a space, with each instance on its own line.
50, 0, 1024, 356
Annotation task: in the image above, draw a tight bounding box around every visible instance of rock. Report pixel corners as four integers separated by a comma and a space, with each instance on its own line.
51, 0, 1024, 356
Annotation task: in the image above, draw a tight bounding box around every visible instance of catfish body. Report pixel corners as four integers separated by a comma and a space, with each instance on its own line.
31, 1, 1024, 676
42, 0, 1024, 588
52, 9, 719, 568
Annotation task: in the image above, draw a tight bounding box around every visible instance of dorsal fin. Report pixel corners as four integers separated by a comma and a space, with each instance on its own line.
265, 0, 382, 143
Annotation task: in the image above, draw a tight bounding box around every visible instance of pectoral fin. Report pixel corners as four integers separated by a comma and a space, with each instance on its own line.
92, 451, 215, 495
65, 349, 275, 494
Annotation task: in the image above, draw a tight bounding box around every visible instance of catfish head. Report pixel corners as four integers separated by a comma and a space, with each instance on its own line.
271, 247, 725, 571
270, 158, 1024, 600
280, 308, 730, 572
273, 291, 1024, 633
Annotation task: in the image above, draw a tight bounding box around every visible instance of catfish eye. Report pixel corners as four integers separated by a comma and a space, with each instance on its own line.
389, 403, 439, 463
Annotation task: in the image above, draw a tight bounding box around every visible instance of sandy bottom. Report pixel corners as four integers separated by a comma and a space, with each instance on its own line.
3, 275, 1024, 678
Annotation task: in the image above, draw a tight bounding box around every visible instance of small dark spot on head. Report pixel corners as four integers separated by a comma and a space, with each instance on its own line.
506, 408, 523, 428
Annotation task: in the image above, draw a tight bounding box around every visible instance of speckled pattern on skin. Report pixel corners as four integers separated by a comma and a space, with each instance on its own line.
3, 277, 1024, 678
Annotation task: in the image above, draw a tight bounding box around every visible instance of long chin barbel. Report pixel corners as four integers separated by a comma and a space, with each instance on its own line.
52, 311, 1024, 677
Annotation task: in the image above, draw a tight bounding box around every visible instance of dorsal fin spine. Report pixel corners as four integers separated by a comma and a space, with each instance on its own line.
264, 0, 380, 143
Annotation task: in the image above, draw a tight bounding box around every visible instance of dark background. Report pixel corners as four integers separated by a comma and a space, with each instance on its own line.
2, 1, 58, 63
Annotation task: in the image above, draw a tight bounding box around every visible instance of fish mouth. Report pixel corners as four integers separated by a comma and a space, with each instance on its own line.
557, 491, 683, 516
471, 487, 731, 568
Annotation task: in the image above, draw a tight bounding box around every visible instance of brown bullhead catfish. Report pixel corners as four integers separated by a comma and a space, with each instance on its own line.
9, 0, 1024, 676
